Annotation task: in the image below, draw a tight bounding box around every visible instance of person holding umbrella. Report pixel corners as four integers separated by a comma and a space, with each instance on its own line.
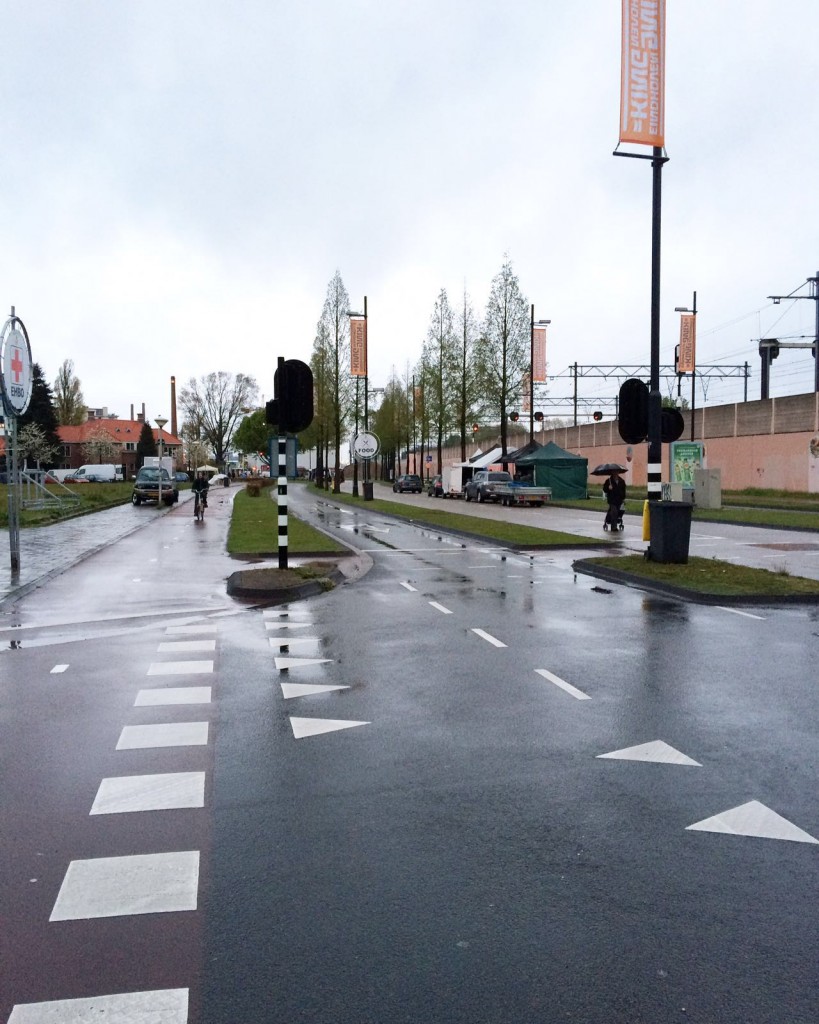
590, 462, 628, 531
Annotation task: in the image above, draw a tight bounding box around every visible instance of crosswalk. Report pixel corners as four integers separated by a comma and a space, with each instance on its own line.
7, 619, 218, 1023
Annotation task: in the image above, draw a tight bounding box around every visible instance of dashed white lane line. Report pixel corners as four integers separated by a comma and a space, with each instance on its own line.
289, 717, 370, 739
147, 660, 214, 675
116, 722, 209, 749
717, 606, 766, 620
471, 628, 506, 648
164, 624, 218, 635
49, 851, 200, 921
50, 665, 68, 674
8, 988, 189, 1023
90, 772, 206, 814
157, 639, 216, 653
429, 601, 453, 614
134, 687, 212, 706
400, 581, 418, 591
535, 668, 591, 701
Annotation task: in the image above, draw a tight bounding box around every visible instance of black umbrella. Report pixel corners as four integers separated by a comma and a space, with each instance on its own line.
590, 463, 628, 476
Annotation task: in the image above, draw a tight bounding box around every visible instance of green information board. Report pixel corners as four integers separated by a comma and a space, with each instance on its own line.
670, 441, 703, 484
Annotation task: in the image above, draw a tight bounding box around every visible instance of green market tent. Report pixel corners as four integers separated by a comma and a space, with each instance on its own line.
514, 441, 588, 499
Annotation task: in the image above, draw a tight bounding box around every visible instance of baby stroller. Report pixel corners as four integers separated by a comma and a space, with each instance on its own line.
603, 502, 624, 531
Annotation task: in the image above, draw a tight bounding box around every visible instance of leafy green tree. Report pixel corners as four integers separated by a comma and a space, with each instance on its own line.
233, 409, 273, 459
475, 256, 530, 455
52, 359, 86, 425
136, 420, 157, 467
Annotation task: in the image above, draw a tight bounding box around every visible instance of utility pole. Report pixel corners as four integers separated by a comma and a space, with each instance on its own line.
767, 271, 819, 393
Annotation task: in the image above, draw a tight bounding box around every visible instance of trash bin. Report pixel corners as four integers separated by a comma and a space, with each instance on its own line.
648, 500, 693, 563
363, 481, 374, 501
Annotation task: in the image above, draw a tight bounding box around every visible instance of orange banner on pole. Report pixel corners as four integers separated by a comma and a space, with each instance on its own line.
532, 325, 547, 382
521, 373, 531, 414
678, 314, 696, 373
619, 0, 666, 147
350, 318, 367, 377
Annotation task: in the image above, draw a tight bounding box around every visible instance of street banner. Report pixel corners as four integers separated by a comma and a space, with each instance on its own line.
678, 313, 696, 373
619, 0, 666, 147
532, 325, 547, 382
350, 318, 367, 377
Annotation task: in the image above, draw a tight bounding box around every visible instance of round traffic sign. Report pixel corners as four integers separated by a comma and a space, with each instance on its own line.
1, 322, 33, 416
353, 431, 380, 460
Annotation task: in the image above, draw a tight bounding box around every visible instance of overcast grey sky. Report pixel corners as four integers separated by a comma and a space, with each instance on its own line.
2, 1, 817, 427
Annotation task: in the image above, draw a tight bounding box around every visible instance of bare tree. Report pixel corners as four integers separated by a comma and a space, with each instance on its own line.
451, 287, 481, 461
315, 271, 353, 493
52, 359, 86, 425
83, 426, 121, 464
421, 289, 456, 474
475, 256, 530, 455
178, 372, 259, 466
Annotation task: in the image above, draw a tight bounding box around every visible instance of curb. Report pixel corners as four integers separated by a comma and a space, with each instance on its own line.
572, 558, 819, 605
226, 565, 347, 603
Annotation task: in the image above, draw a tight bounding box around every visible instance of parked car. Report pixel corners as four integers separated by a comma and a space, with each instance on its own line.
175, 471, 190, 483
131, 466, 179, 506
464, 470, 513, 503
427, 474, 444, 497
66, 464, 123, 483
393, 474, 422, 493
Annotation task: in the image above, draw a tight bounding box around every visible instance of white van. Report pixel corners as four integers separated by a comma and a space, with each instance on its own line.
69, 464, 124, 483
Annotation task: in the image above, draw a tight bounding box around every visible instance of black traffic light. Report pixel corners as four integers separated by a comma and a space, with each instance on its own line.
509, 411, 519, 422
472, 423, 479, 433
617, 378, 649, 444
534, 411, 544, 422
265, 358, 314, 433
661, 407, 685, 443
593, 410, 603, 422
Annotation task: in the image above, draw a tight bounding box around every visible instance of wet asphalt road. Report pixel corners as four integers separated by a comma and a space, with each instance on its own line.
1, 485, 818, 1023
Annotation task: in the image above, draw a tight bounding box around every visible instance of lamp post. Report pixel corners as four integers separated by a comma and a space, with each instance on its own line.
674, 293, 697, 441
155, 416, 167, 506
529, 308, 551, 443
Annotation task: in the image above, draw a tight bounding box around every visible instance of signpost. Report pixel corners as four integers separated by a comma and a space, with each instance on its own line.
0, 308, 34, 576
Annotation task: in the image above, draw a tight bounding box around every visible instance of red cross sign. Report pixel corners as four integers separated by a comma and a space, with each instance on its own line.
2, 325, 33, 415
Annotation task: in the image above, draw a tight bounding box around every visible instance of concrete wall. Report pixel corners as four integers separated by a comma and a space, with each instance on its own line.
431, 392, 819, 493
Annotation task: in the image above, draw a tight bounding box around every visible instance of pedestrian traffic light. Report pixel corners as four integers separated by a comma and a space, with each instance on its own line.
265, 358, 314, 433
617, 378, 649, 444
593, 410, 603, 421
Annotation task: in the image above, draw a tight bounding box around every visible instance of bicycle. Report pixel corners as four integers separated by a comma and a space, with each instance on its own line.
193, 490, 208, 521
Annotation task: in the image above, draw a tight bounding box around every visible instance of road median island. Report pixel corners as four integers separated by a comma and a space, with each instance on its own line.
574, 554, 819, 605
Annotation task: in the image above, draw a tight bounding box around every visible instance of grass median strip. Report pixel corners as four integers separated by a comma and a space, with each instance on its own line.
309, 485, 599, 548
227, 488, 345, 555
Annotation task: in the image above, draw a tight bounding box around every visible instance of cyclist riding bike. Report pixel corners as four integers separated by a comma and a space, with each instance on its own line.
192, 472, 210, 520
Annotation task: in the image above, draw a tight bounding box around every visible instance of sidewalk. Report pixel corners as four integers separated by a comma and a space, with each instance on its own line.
0, 497, 191, 604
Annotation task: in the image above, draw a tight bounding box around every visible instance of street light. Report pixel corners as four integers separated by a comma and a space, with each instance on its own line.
155, 416, 167, 507
674, 292, 697, 440
529, 308, 551, 442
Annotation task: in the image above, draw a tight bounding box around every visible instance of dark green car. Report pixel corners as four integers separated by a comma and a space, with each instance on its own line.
131, 467, 179, 506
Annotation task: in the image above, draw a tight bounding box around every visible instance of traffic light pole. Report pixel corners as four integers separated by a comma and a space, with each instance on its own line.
647, 145, 666, 502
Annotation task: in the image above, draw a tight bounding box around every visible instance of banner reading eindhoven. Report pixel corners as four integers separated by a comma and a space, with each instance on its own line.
350, 317, 367, 377
620, 0, 665, 147
532, 325, 547, 382
678, 314, 696, 373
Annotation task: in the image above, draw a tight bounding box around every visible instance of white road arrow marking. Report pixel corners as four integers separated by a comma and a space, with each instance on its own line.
686, 800, 819, 844
289, 717, 369, 739
597, 740, 701, 766
281, 683, 350, 699
275, 656, 333, 670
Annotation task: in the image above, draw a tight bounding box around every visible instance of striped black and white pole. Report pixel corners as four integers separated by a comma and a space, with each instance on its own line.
278, 435, 288, 569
